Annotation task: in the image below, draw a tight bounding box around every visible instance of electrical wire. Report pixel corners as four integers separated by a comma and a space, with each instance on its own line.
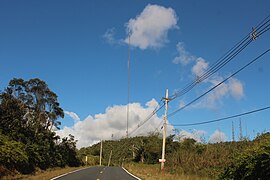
168, 48, 270, 118
122, 14, 270, 139
170, 35, 250, 99
171, 105, 270, 127
113, 99, 165, 164
129, 100, 165, 136
170, 14, 270, 101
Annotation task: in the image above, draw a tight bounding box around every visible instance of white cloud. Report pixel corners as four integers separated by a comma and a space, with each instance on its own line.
146, 98, 160, 109
64, 111, 80, 122
192, 57, 209, 77
173, 42, 196, 65
103, 28, 120, 45
228, 78, 244, 99
192, 76, 244, 109
125, 4, 178, 49
173, 39, 245, 110
179, 100, 185, 108
177, 129, 206, 143
209, 130, 226, 143
198, 76, 230, 109
57, 99, 174, 148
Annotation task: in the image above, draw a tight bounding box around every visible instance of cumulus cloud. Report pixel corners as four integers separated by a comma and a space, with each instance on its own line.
125, 4, 178, 49
177, 129, 206, 143
209, 130, 226, 143
146, 98, 160, 109
174, 129, 229, 143
64, 111, 80, 122
173, 42, 196, 65
172, 41, 244, 109
192, 76, 244, 109
192, 57, 209, 77
57, 99, 174, 148
228, 78, 244, 99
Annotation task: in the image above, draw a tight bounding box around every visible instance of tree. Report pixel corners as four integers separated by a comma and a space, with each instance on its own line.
58, 134, 81, 167
0, 78, 81, 175
0, 131, 32, 175
0, 92, 27, 141
6, 78, 64, 131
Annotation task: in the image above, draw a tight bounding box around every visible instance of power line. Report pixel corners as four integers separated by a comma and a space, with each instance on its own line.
124, 14, 270, 138
170, 14, 270, 101
171, 105, 270, 127
129, 100, 165, 136
153, 120, 164, 134
113, 98, 163, 165
168, 48, 270, 118
177, 15, 269, 99
170, 35, 250, 100
116, 92, 168, 167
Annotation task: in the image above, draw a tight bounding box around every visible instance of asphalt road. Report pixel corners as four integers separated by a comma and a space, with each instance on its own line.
52, 166, 139, 180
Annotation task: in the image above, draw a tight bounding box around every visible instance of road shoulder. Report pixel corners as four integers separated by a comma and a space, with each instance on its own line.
122, 167, 141, 180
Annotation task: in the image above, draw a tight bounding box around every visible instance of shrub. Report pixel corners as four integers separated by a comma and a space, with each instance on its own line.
219, 134, 270, 179
0, 133, 30, 174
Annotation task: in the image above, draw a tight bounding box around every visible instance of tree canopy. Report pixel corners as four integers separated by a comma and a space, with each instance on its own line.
0, 78, 81, 177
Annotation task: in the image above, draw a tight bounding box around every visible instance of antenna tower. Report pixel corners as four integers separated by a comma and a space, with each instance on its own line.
239, 118, 243, 141
126, 34, 131, 138
232, 121, 235, 142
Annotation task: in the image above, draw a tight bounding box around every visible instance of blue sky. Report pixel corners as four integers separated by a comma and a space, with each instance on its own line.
0, 0, 270, 147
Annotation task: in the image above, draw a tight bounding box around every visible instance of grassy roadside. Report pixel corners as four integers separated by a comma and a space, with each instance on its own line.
124, 163, 211, 180
2, 166, 85, 180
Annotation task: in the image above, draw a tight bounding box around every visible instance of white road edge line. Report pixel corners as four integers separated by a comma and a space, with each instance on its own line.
50, 167, 89, 180
122, 167, 141, 180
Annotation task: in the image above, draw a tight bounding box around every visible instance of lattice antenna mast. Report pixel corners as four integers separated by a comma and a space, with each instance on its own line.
239, 118, 243, 141
126, 34, 131, 138
232, 121, 235, 142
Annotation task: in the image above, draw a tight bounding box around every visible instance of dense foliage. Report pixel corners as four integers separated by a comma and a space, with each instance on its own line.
219, 133, 270, 179
0, 78, 81, 177
79, 132, 270, 179
79, 133, 166, 166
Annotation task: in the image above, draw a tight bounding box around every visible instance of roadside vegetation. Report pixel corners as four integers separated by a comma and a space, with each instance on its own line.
0, 78, 81, 178
124, 163, 210, 180
79, 132, 270, 179
2, 167, 82, 180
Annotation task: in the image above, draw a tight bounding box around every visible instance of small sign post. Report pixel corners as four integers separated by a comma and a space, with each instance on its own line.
159, 159, 166, 163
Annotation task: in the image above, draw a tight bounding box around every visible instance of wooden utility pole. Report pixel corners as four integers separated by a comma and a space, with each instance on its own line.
108, 150, 113, 166
132, 144, 135, 159
99, 140, 102, 166
160, 89, 170, 171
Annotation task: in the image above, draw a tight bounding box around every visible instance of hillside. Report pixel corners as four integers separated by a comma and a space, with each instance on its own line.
78, 132, 270, 179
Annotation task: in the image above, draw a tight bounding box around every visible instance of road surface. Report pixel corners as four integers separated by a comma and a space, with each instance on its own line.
51, 166, 140, 180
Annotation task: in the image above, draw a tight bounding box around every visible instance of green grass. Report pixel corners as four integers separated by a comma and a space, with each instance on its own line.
2, 166, 85, 180
124, 163, 212, 180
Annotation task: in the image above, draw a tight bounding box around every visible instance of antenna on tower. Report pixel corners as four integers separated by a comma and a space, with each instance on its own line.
126, 33, 131, 138
245, 123, 248, 139
239, 118, 243, 141
232, 121, 235, 142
